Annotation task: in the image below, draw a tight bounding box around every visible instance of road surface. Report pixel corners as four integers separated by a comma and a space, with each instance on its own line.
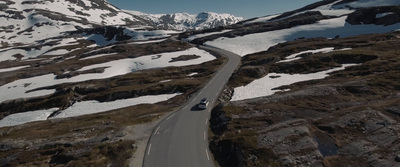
143, 45, 241, 167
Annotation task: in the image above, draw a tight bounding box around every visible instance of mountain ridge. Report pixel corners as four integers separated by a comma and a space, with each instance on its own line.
124, 10, 244, 31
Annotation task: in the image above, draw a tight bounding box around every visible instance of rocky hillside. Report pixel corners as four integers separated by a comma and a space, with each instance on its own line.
211, 31, 400, 167
125, 11, 244, 31
203, 0, 400, 166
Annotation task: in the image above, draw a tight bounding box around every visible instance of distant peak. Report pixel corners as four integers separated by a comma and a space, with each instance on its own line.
125, 10, 243, 31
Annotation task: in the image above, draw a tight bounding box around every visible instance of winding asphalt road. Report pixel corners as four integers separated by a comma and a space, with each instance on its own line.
142, 45, 241, 167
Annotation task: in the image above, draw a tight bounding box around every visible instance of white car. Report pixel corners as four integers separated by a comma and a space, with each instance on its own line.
198, 98, 209, 109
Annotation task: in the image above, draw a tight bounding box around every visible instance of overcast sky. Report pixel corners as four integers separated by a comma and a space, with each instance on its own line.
107, 0, 321, 19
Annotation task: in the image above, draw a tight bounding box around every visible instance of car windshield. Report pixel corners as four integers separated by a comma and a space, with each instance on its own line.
200, 98, 208, 103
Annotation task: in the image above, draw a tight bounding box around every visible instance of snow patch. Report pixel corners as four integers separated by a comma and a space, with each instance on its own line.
278, 47, 335, 63
160, 80, 172, 83
51, 93, 181, 119
0, 48, 215, 103
376, 12, 394, 18
206, 16, 400, 56
0, 65, 30, 73
80, 53, 118, 60
187, 72, 198, 77
0, 108, 58, 128
231, 64, 358, 101
129, 39, 167, 44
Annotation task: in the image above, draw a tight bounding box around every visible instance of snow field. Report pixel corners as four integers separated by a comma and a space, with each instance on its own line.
0, 47, 215, 103
206, 16, 400, 56
0, 93, 182, 128
51, 93, 182, 119
0, 37, 79, 62
231, 64, 358, 101
0, 108, 59, 128
77, 47, 215, 73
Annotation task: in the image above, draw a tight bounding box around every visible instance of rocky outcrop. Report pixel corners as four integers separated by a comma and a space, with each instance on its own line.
346, 6, 400, 26
209, 32, 400, 166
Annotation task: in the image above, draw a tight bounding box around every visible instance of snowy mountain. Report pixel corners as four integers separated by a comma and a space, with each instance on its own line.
125, 11, 244, 31
0, 0, 243, 47
0, 0, 153, 45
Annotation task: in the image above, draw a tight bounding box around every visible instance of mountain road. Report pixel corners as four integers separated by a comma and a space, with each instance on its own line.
142, 45, 241, 167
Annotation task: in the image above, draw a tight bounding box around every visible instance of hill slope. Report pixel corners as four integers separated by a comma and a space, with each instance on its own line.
202, 0, 400, 166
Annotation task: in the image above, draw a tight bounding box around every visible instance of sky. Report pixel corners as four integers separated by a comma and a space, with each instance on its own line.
107, 0, 321, 19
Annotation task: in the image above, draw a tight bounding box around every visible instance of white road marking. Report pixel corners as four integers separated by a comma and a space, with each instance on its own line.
205, 149, 210, 160
205, 119, 208, 125
166, 113, 175, 120
154, 126, 160, 135
148, 144, 152, 155
204, 131, 206, 140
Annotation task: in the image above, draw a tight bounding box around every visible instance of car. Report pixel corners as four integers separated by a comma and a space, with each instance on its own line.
198, 98, 209, 109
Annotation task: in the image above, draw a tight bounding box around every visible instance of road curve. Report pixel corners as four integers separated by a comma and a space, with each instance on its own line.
142, 45, 241, 167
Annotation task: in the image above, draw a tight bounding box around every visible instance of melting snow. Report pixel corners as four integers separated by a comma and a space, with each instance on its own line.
51, 93, 181, 119
0, 92, 181, 128
376, 12, 395, 18
278, 47, 335, 63
231, 64, 358, 101
187, 72, 198, 77
0, 38, 79, 62
0, 65, 30, 73
0, 47, 215, 103
129, 39, 167, 44
0, 108, 58, 128
160, 80, 172, 83
80, 53, 118, 60
206, 16, 400, 56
